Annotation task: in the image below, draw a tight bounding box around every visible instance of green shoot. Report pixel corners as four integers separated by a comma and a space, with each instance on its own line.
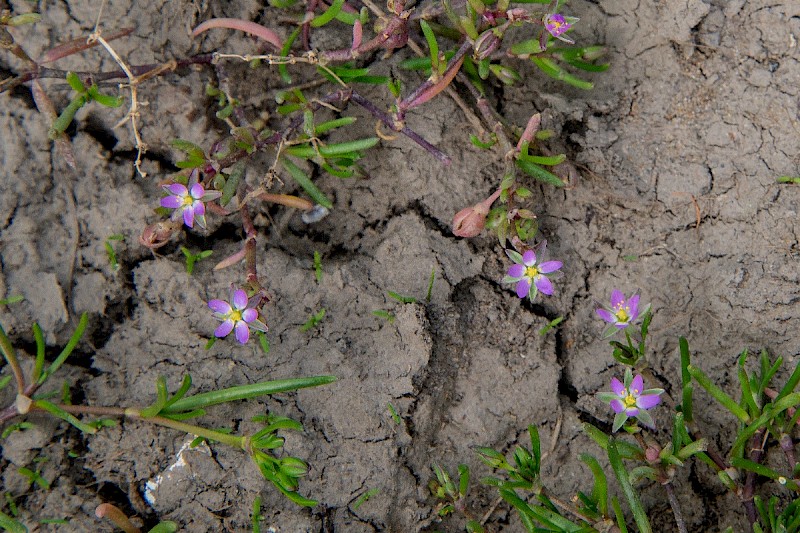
181, 246, 213, 275
299, 308, 326, 332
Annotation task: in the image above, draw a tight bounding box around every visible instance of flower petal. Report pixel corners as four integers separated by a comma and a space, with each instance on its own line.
160, 196, 182, 209
507, 264, 525, 278
637, 394, 661, 410
624, 407, 639, 416
609, 399, 624, 413
610, 377, 625, 396
193, 200, 206, 217
234, 321, 250, 344
538, 260, 562, 274
208, 299, 232, 314
515, 278, 531, 299
189, 182, 205, 200
241, 308, 258, 323
232, 289, 248, 310
596, 308, 615, 323
610, 289, 625, 308
535, 275, 554, 295
182, 206, 195, 228
215, 320, 234, 338
166, 183, 188, 196
628, 294, 640, 318
522, 250, 537, 266
630, 374, 644, 394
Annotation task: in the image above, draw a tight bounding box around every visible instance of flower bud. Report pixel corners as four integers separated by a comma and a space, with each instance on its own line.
452, 189, 502, 238
473, 30, 501, 61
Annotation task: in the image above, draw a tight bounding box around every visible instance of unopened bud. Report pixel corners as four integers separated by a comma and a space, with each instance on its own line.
452, 189, 502, 238
474, 30, 501, 61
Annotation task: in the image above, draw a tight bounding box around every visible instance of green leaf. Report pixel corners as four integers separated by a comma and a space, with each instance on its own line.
221, 163, 244, 207
516, 159, 565, 187
419, 20, 440, 72
580, 453, 608, 516
65, 72, 86, 93
34, 399, 97, 434
608, 438, 651, 533
530, 57, 594, 90
311, 0, 345, 27
280, 157, 333, 209
388, 291, 416, 304
314, 117, 356, 135
87, 86, 124, 107
517, 153, 566, 166
140, 376, 169, 418
284, 137, 379, 158
509, 38, 544, 56
49, 95, 87, 139
688, 364, 750, 422
162, 376, 337, 414
38, 313, 88, 385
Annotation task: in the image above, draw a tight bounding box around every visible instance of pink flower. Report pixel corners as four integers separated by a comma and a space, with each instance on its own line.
208, 286, 268, 344
503, 241, 563, 300
543, 13, 577, 44
160, 170, 221, 229
597, 369, 663, 432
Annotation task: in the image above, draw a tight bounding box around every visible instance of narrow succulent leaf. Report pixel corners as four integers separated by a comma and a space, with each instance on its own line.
162, 376, 336, 414
281, 157, 333, 209
608, 438, 651, 533
688, 365, 750, 422
777, 361, 800, 402
39, 313, 88, 385
580, 453, 608, 516
311, 0, 345, 27
35, 399, 97, 434
530, 57, 594, 89
419, 20, 440, 72
516, 159, 565, 187
140, 376, 169, 418
611, 497, 629, 533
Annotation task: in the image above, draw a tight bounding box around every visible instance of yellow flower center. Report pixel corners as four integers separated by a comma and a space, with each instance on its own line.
623, 394, 637, 408
182, 195, 194, 206
524, 266, 539, 278
230, 310, 242, 322
613, 301, 630, 322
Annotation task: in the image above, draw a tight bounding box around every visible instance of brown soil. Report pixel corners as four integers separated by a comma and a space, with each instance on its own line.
0, 0, 798, 531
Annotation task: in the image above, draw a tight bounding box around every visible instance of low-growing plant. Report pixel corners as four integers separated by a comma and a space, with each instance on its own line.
0, 315, 335, 527
429, 292, 800, 532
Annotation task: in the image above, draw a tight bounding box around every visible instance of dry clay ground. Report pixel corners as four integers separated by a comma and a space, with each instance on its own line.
0, 0, 798, 531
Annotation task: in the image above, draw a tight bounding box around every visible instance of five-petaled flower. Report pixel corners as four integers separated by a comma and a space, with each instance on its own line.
597, 289, 640, 330
597, 368, 664, 432
208, 286, 268, 344
161, 169, 221, 229
543, 13, 577, 44
503, 241, 563, 301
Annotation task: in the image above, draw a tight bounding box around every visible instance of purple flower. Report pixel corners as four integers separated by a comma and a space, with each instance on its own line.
160, 170, 221, 229
597, 290, 640, 328
543, 13, 577, 44
503, 241, 563, 301
597, 369, 664, 432
208, 286, 268, 344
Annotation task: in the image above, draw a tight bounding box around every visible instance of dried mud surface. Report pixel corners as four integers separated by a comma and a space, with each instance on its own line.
0, 0, 798, 531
